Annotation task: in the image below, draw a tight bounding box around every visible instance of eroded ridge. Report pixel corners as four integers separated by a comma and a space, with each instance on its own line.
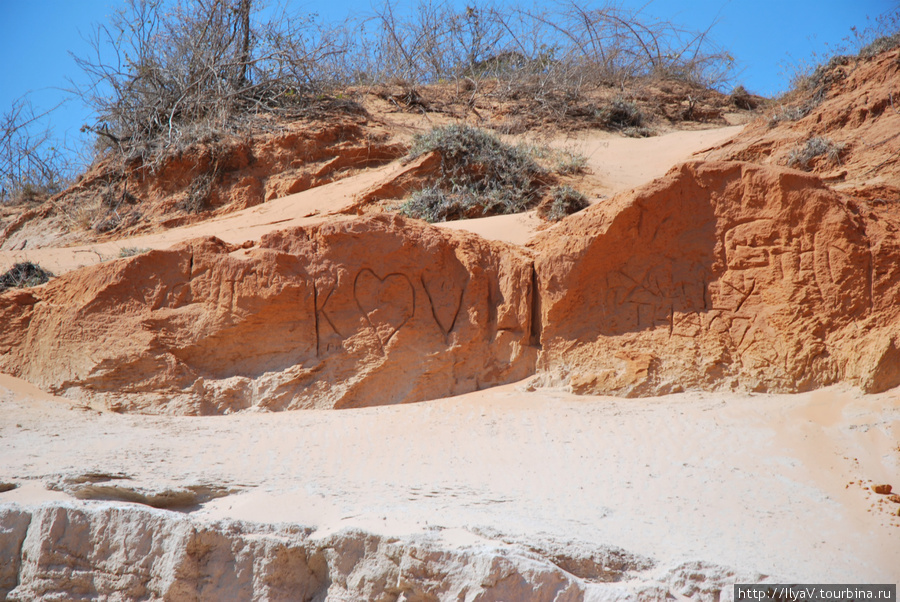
0, 214, 536, 414
0, 503, 763, 602
2, 160, 899, 412
533, 160, 899, 396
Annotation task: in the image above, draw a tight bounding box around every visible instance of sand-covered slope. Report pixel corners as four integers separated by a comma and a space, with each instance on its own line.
706, 45, 900, 197
1, 377, 898, 599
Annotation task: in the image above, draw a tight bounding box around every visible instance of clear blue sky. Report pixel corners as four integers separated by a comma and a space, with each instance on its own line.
0, 0, 896, 154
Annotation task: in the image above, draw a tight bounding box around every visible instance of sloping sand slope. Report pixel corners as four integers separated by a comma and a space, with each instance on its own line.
0, 126, 742, 276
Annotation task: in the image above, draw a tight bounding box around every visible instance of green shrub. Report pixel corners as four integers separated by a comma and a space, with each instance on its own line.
0, 262, 54, 291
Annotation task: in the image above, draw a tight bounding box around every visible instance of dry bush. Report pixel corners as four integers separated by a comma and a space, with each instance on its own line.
73, 0, 735, 169
786, 136, 846, 170
551, 150, 588, 175
596, 98, 644, 129
398, 124, 546, 222
1, 98, 74, 205
73, 0, 355, 169
0, 262, 54, 291
768, 105, 809, 127
729, 85, 756, 110
345, 1, 734, 120
778, 7, 899, 109
118, 247, 151, 258
540, 185, 590, 221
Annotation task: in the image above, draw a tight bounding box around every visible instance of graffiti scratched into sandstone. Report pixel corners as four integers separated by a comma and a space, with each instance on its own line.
354, 269, 415, 348
312, 267, 470, 355
421, 272, 465, 338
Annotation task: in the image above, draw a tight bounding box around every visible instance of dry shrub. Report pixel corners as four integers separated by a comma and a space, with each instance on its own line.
398, 124, 546, 222
540, 185, 590, 222
768, 105, 809, 127
0, 262, 54, 291
74, 0, 360, 170
596, 98, 644, 129
177, 171, 218, 214
729, 85, 757, 110
118, 247, 151, 258
1, 98, 74, 205
786, 137, 846, 170
74, 0, 735, 170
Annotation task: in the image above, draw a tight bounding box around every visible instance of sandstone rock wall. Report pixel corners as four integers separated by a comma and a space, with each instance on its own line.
532, 160, 900, 396
0, 116, 406, 250
0, 503, 757, 602
2, 161, 898, 410
0, 214, 536, 414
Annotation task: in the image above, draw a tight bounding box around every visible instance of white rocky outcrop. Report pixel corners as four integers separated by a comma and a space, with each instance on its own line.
0, 502, 760, 601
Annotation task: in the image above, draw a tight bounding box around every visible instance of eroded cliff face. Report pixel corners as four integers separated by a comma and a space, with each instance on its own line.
532, 160, 900, 396
0, 214, 536, 414
0, 503, 762, 602
1, 161, 898, 411
0, 115, 407, 251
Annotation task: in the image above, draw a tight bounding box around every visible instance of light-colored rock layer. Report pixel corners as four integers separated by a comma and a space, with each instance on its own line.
532, 160, 900, 396
0, 502, 763, 602
0, 214, 536, 414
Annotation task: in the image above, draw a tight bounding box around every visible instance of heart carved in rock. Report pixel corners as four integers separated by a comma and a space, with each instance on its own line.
354, 269, 415, 347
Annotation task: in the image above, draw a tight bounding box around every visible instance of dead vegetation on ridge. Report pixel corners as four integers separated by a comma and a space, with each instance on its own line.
0, 0, 748, 240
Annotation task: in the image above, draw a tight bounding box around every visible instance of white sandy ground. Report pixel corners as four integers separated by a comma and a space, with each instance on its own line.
0, 125, 742, 276
1, 373, 899, 582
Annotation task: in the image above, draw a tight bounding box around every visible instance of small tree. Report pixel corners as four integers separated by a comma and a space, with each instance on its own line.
73, 0, 338, 166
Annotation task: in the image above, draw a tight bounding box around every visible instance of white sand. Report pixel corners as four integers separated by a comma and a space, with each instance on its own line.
2, 375, 898, 581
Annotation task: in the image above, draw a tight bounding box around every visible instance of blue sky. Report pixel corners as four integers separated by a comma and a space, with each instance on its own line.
0, 0, 896, 154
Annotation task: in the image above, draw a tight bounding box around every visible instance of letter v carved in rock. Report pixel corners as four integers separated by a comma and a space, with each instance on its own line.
421, 272, 464, 338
